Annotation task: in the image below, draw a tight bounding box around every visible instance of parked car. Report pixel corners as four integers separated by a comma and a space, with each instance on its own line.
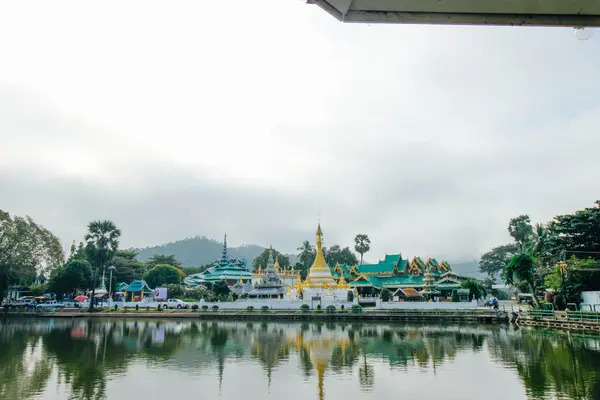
6, 299, 36, 308
36, 300, 65, 309
162, 299, 189, 309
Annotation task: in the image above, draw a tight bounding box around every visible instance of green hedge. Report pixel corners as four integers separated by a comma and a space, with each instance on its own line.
351, 304, 363, 314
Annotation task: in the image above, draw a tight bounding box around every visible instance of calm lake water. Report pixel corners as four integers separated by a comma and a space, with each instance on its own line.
1, 318, 599, 400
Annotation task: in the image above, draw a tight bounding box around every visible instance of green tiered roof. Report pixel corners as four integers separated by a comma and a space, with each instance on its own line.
124, 280, 153, 293
184, 235, 253, 287
328, 253, 462, 292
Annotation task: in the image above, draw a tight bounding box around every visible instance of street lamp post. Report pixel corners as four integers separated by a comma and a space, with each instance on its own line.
108, 265, 116, 306
100, 265, 107, 290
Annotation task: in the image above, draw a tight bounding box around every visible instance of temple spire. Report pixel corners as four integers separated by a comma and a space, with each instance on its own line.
222, 234, 228, 257
311, 223, 327, 269
316, 223, 323, 248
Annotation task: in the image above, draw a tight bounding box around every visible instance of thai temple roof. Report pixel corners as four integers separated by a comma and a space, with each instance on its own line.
184, 235, 253, 287
125, 280, 153, 293
327, 250, 462, 291
246, 248, 287, 297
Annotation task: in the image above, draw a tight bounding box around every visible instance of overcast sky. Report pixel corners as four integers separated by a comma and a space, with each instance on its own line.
1, 1, 599, 262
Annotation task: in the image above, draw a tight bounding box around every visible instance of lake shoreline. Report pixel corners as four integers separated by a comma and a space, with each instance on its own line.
2, 308, 509, 323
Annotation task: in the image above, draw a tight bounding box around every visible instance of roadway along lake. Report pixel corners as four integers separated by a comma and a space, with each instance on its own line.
0, 318, 599, 400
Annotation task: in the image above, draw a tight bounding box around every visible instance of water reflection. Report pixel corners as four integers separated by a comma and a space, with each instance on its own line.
1, 318, 599, 400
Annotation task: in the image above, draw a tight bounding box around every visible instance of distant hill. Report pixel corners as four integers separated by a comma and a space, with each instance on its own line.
448, 260, 482, 279
134, 236, 297, 267
134, 235, 480, 278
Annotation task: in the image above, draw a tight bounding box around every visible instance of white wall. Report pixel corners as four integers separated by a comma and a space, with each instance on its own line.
376, 300, 478, 310
81, 298, 479, 311
194, 299, 353, 310
581, 291, 600, 307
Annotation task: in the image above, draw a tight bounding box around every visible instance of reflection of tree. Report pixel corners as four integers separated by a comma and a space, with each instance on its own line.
358, 355, 374, 391
0, 327, 51, 399
330, 337, 360, 372
488, 329, 600, 400
43, 321, 130, 400
4, 320, 600, 400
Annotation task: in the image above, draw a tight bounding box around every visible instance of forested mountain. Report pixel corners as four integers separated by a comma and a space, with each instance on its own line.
134, 236, 298, 267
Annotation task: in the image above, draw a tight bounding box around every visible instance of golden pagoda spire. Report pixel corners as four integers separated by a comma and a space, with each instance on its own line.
304, 223, 338, 289
311, 223, 327, 271
294, 272, 303, 289
274, 255, 281, 272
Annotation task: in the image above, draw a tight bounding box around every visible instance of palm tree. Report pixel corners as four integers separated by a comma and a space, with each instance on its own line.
84, 220, 121, 311
508, 215, 533, 252
354, 234, 371, 265
296, 240, 314, 277
505, 253, 541, 308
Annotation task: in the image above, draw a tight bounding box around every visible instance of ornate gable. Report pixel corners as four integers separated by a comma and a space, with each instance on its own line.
408, 257, 424, 276
439, 261, 452, 272
425, 258, 440, 273
334, 263, 343, 273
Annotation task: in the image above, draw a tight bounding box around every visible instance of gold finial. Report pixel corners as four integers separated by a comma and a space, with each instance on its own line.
338, 273, 349, 289
274, 255, 281, 272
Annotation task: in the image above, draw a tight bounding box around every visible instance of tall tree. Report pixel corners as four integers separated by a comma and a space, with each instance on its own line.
354, 234, 371, 265
479, 244, 518, 281
211, 280, 230, 298
47, 259, 93, 299
0, 210, 64, 301
325, 245, 358, 267
296, 241, 314, 278
84, 220, 121, 311
111, 250, 146, 286
145, 254, 182, 270
508, 215, 533, 251
252, 248, 290, 271
550, 201, 600, 260
505, 253, 541, 308
144, 264, 181, 288
545, 257, 600, 305
527, 223, 551, 259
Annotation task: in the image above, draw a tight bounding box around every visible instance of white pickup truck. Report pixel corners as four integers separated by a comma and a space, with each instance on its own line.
162, 299, 189, 309
36, 300, 65, 309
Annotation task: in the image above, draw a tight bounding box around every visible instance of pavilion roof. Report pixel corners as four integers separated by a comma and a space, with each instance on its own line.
393, 288, 422, 297
125, 280, 153, 292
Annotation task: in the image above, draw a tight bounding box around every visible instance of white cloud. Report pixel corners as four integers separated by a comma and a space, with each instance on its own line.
1, 0, 600, 262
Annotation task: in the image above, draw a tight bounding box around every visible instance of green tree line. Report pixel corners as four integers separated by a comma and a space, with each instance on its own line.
479, 201, 600, 308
